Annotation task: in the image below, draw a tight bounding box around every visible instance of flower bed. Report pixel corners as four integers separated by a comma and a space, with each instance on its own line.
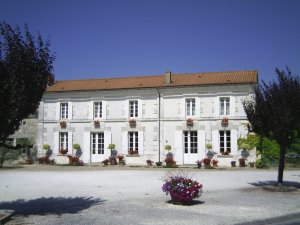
162, 172, 203, 204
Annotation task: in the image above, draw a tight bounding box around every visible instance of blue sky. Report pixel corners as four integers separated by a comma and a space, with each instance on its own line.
1, 0, 299, 83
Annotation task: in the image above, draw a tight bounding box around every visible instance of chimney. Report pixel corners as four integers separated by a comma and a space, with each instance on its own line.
165, 70, 171, 84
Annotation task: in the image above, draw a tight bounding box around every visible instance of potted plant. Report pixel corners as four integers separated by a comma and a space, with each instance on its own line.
221, 117, 229, 127
206, 143, 212, 151
212, 159, 219, 167
94, 120, 100, 128
60, 148, 68, 155
43, 144, 50, 154
108, 144, 116, 156
60, 121, 67, 129
102, 159, 109, 166
239, 158, 246, 167
129, 119, 136, 127
72, 143, 81, 155
117, 155, 125, 165
146, 159, 154, 166
202, 158, 212, 168
156, 161, 163, 166
164, 158, 176, 167
196, 160, 202, 168
186, 118, 193, 126
165, 145, 173, 159
162, 171, 203, 205
231, 161, 236, 167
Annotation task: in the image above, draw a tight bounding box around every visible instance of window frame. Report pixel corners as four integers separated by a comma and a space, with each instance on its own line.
128, 131, 139, 151
220, 97, 230, 116
60, 103, 68, 119
183, 130, 198, 154
94, 102, 103, 119
219, 130, 231, 154
91, 132, 104, 155
185, 98, 196, 117
129, 100, 138, 118
59, 132, 68, 150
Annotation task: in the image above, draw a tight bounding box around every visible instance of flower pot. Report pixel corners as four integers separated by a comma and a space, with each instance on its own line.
231, 161, 236, 167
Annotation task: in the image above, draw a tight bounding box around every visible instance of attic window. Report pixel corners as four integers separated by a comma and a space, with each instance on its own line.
139, 83, 142, 86
105, 80, 108, 82
227, 79, 230, 82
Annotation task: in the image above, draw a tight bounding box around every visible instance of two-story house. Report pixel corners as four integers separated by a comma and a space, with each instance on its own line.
36, 70, 257, 165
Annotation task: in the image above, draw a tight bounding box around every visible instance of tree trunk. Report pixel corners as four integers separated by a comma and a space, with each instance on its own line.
277, 142, 286, 186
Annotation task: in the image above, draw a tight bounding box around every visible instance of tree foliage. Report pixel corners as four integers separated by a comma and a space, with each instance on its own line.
243, 68, 300, 184
0, 22, 54, 146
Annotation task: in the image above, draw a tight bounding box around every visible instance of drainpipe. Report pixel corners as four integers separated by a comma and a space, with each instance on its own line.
157, 89, 161, 163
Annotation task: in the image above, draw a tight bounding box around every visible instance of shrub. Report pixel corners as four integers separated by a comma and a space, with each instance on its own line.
165, 145, 172, 151
255, 159, 268, 168
72, 144, 80, 150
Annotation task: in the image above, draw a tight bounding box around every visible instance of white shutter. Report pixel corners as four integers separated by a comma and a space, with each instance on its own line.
138, 131, 144, 155
214, 97, 219, 117
102, 101, 107, 119
88, 101, 93, 120
198, 130, 206, 159
138, 100, 143, 118
68, 132, 73, 154
55, 102, 60, 120
195, 97, 200, 117
212, 130, 219, 154
174, 130, 183, 164
121, 131, 128, 154
179, 98, 185, 118
230, 96, 235, 116
124, 100, 129, 118
68, 102, 72, 120
231, 129, 238, 156
82, 132, 90, 163
104, 131, 112, 158
53, 132, 59, 155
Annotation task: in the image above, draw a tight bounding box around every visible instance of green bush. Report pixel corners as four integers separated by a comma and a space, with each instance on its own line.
255, 159, 268, 169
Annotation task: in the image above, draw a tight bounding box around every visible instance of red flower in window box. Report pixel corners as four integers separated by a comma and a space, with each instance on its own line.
221, 117, 229, 127
60, 148, 68, 155
94, 120, 100, 128
186, 118, 193, 126
129, 119, 136, 127
60, 121, 67, 128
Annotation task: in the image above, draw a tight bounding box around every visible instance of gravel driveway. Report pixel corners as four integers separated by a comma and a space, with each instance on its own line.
0, 166, 300, 225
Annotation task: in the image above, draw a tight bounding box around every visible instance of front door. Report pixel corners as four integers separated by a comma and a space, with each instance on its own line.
183, 131, 198, 164
91, 132, 105, 162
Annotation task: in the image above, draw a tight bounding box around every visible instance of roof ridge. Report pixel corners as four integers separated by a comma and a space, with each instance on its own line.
55, 70, 258, 82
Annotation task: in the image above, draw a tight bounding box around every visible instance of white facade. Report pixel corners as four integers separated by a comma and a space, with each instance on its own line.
36, 77, 255, 165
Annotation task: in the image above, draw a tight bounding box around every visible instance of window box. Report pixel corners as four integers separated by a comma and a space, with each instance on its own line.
60, 121, 67, 129
128, 149, 139, 156
221, 117, 229, 127
129, 119, 136, 127
94, 120, 100, 128
60, 148, 68, 155
186, 118, 194, 126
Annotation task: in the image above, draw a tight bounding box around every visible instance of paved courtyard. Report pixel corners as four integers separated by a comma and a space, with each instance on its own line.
0, 166, 300, 225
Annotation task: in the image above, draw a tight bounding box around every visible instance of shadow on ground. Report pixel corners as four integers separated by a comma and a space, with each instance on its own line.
249, 180, 300, 192
166, 199, 205, 206
0, 197, 104, 216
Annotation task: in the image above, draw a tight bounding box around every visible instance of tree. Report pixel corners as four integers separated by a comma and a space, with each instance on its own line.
243, 68, 300, 185
0, 22, 54, 167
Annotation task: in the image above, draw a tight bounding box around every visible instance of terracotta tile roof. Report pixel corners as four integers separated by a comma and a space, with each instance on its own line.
47, 70, 258, 92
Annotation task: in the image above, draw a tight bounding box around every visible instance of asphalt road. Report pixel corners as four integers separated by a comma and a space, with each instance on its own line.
0, 166, 300, 225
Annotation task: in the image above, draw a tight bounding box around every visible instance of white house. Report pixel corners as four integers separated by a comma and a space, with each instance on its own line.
36, 70, 257, 166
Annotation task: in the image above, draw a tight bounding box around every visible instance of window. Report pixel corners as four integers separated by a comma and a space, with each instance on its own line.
129, 131, 138, 151
94, 102, 102, 118
220, 130, 231, 153
220, 97, 230, 115
184, 131, 198, 153
129, 100, 138, 117
91, 133, 104, 154
59, 132, 68, 150
186, 99, 195, 117
60, 103, 68, 119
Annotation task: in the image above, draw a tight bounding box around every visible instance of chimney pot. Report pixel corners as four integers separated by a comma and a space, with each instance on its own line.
165, 71, 171, 84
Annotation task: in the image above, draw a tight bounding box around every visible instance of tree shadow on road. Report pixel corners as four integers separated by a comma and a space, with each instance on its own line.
0, 196, 104, 216
249, 180, 300, 192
